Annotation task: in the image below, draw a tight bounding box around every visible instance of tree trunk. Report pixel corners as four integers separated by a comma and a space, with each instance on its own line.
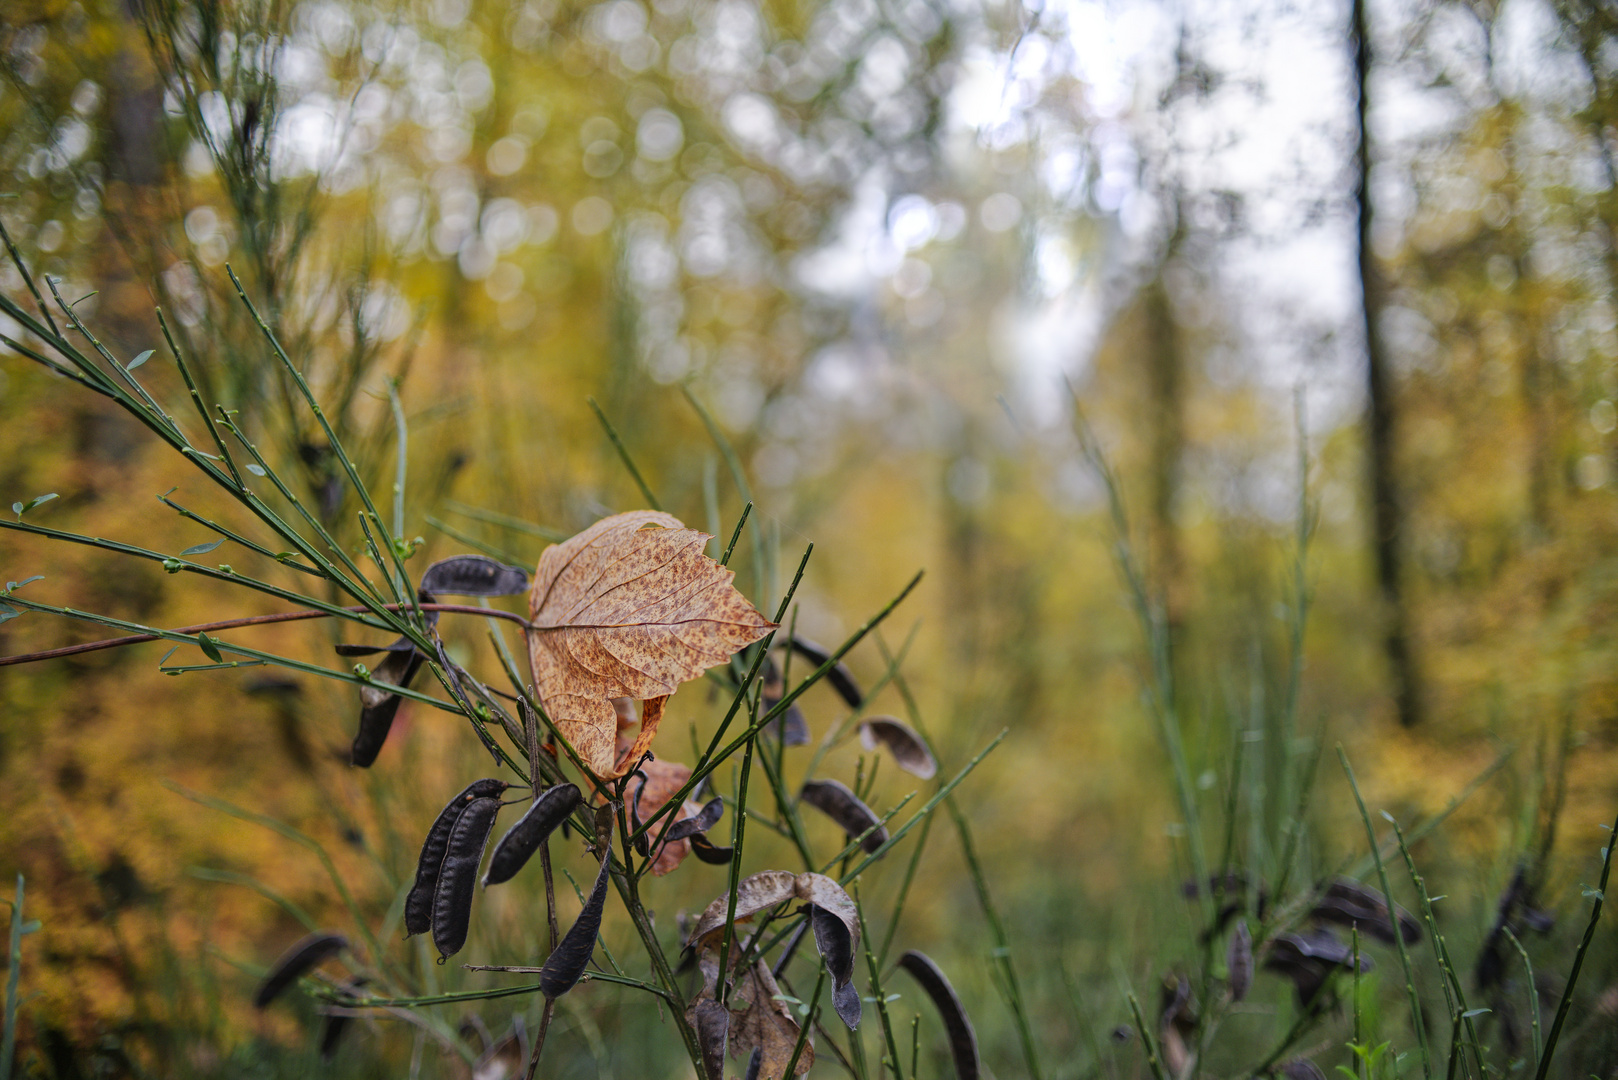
1353, 0, 1423, 727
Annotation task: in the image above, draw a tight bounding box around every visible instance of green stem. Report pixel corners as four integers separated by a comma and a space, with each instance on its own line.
586, 396, 663, 510
1501, 926, 1539, 1068
1338, 746, 1432, 1080
1535, 808, 1618, 1079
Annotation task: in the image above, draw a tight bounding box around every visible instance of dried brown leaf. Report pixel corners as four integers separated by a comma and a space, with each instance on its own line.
630, 755, 699, 876
729, 960, 814, 1077
525, 511, 776, 778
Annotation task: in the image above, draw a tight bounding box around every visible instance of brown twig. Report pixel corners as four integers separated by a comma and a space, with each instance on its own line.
0, 602, 532, 667
523, 998, 556, 1080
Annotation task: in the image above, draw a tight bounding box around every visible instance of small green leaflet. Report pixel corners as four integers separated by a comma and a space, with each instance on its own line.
196, 633, 223, 663
11, 493, 58, 517
0, 603, 22, 625
245, 464, 267, 476
127, 349, 155, 370
181, 539, 225, 557
4, 576, 43, 593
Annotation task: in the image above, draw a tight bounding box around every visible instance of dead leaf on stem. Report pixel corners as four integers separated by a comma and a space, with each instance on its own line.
525, 511, 776, 778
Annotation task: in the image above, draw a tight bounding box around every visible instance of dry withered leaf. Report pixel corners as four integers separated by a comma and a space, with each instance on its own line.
420, 554, 529, 597
729, 959, 815, 1077
541, 835, 612, 998
629, 755, 702, 876
800, 779, 888, 854
484, 784, 581, 886
432, 796, 502, 958
1228, 919, 1253, 1002
254, 932, 348, 1008
525, 510, 776, 778
897, 950, 979, 1080
687, 871, 860, 1030
406, 779, 510, 937
857, 717, 937, 780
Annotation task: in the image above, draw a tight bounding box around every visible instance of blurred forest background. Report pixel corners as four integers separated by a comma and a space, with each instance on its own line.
3, 0, 1618, 1074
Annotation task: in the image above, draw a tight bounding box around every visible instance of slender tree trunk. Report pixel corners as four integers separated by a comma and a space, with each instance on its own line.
1353, 0, 1423, 727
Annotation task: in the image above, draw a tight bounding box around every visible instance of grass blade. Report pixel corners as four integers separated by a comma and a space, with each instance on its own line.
1535, 808, 1618, 1078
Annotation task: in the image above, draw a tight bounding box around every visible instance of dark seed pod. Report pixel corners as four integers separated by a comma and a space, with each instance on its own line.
743, 1046, 763, 1080
762, 656, 810, 746
1280, 1059, 1327, 1080
485, 784, 582, 886
1478, 865, 1555, 991
406, 779, 510, 936
691, 997, 730, 1080
688, 833, 734, 864
1312, 877, 1420, 946
666, 798, 725, 842
857, 717, 938, 780
420, 554, 529, 597
800, 779, 887, 854
540, 836, 613, 998
810, 904, 856, 989
334, 642, 399, 657
897, 950, 979, 1080
832, 978, 863, 1030
351, 647, 424, 767
318, 975, 369, 1060
317, 1010, 349, 1060
1228, 919, 1253, 1002
1264, 928, 1370, 1006
788, 636, 863, 707
253, 932, 347, 1008
430, 796, 503, 958
1272, 927, 1371, 969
